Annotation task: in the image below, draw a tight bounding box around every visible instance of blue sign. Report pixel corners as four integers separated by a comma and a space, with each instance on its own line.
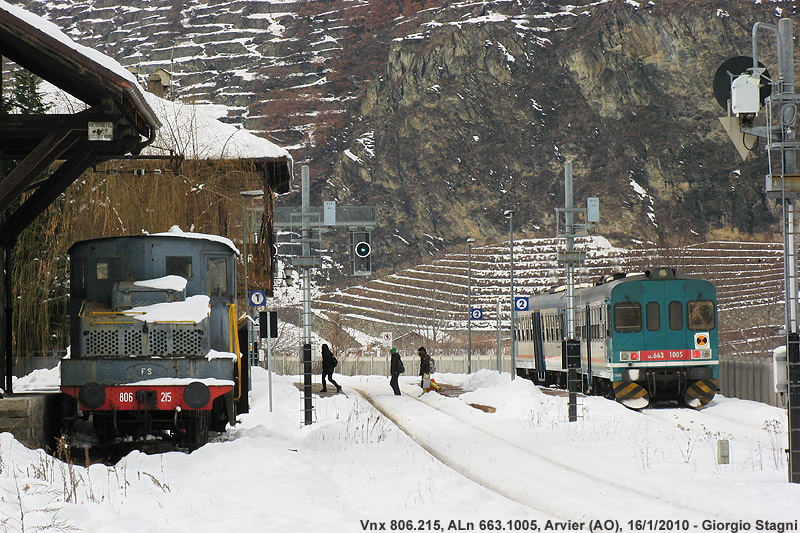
470, 308, 483, 320
514, 296, 529, 312
249, 290, 267, 307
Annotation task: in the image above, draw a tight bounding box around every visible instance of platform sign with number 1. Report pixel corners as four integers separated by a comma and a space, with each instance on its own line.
249, 290, 267, 307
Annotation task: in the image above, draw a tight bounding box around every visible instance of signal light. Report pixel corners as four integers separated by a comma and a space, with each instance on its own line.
351, 230, 372, 276
355, 241, 371, 258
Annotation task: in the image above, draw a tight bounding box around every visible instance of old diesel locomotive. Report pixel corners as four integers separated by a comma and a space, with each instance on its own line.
60, 228, 248, 448
515, 268, 719, 409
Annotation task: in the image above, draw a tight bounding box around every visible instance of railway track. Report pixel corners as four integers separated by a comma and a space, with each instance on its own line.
352, 384, 714, 525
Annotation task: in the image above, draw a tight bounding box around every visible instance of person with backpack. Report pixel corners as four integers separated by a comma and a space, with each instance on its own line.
418, 346, 440, 393
389, 346, 404, 395
320, 343, 341, 393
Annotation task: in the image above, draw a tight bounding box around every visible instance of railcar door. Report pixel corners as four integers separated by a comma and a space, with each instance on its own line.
640, 281, 669, 351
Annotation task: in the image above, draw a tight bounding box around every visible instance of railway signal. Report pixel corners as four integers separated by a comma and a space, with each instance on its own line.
716, 18, 800, 483
273, 166, 377, 425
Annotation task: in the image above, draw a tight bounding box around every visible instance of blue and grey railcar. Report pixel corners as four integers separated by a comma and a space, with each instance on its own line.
60, 229, 248, 448
515, 268, 719, 409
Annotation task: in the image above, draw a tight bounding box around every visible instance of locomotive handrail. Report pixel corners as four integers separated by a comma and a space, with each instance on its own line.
228, 304, 242, 401
90, 310, 147, 315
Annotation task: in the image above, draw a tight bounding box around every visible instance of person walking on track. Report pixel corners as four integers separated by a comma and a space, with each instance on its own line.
389, 346, 404, 395
320, 343, 342, 393
418, 346, 440, 393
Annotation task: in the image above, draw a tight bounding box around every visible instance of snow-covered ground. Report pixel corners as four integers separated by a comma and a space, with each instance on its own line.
2, 367, 798, 532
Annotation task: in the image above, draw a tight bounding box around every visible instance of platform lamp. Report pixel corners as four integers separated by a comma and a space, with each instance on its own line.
504, 209, 516, 380
240, 189, 264, 317
467, 237, 475, 374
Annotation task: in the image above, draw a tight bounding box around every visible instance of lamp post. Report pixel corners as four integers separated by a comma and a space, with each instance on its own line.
241, 190, 264, 373
467, 237, 475, 374
240, 189, 264, 318
504, 209, 515, 380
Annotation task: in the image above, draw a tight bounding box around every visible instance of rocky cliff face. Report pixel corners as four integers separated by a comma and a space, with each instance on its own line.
331, 0, 792, 275
17, 0, 797, 279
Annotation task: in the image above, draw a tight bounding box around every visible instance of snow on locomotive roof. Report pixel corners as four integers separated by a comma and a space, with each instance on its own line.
151, 225, 239, 255
124, 295, 210, 324
133, 275, 188, 292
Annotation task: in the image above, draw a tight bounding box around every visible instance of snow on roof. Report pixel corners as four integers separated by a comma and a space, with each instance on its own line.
0, 1, 142, 91
142, 92, 291, 162
151, 225, 239, 255
124, 294, 210, 324
133, 275, 188, 292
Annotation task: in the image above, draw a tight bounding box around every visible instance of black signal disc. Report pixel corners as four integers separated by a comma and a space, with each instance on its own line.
713, 56, 772, 110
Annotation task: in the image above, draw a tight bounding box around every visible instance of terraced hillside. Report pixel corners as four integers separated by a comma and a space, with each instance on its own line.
315, 238, 785, 358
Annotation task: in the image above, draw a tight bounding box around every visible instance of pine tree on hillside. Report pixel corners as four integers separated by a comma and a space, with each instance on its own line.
3, 69, 50, 115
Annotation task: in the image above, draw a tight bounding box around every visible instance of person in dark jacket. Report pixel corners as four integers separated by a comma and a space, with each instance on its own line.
320, 343, 341, 393
418, 346, 431, 382
389, 346, 403, 395
418, 346, 440, 392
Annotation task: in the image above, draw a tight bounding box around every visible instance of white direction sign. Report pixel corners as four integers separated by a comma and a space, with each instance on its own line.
471, 308, 483, 320
514, 296, 529, 312
381, 331, 393, 347
249, 290, 267, 307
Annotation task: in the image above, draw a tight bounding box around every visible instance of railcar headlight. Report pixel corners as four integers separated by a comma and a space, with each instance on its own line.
619, 351, 639, 361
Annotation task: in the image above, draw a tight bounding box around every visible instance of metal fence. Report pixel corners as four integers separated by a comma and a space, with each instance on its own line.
268, 352, 512, 378
719, 356, 785, 408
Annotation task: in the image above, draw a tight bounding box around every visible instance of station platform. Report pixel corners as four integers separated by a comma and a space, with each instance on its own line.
0, 393, 64, 450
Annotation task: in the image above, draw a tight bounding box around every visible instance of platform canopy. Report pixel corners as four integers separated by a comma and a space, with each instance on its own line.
0, 1, 163, 246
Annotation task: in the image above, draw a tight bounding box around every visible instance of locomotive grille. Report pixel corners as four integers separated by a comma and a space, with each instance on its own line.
123, 329, 143, 355
87, 330, 120, 356
151, 330, 168, 355
174, 329, 203, 356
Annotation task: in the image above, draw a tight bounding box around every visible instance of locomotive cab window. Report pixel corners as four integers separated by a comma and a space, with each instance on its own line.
687, 300, 715, 330
669, 301, 683, 330
166, 256, 193, 278
95, 258, 119, 281
646, 302, 660, 331
614, 302, 642, 333
206, 257, 228, 298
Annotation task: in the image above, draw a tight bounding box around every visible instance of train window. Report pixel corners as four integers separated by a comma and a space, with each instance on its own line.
95, 258, 119, 281
96, 261, 108, 280
646, 302, 660, 331
206, 257, 228, 297
166, 256, 193, 278
687, 300, 715, 330
669, 301, 683, 330
613, 302, 641, 332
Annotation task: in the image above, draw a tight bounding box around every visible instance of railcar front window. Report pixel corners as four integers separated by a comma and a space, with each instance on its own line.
687, 300, 715, 330
614, 302, 641, 333
646, 302, 660, 331
669, 301, 683, 330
